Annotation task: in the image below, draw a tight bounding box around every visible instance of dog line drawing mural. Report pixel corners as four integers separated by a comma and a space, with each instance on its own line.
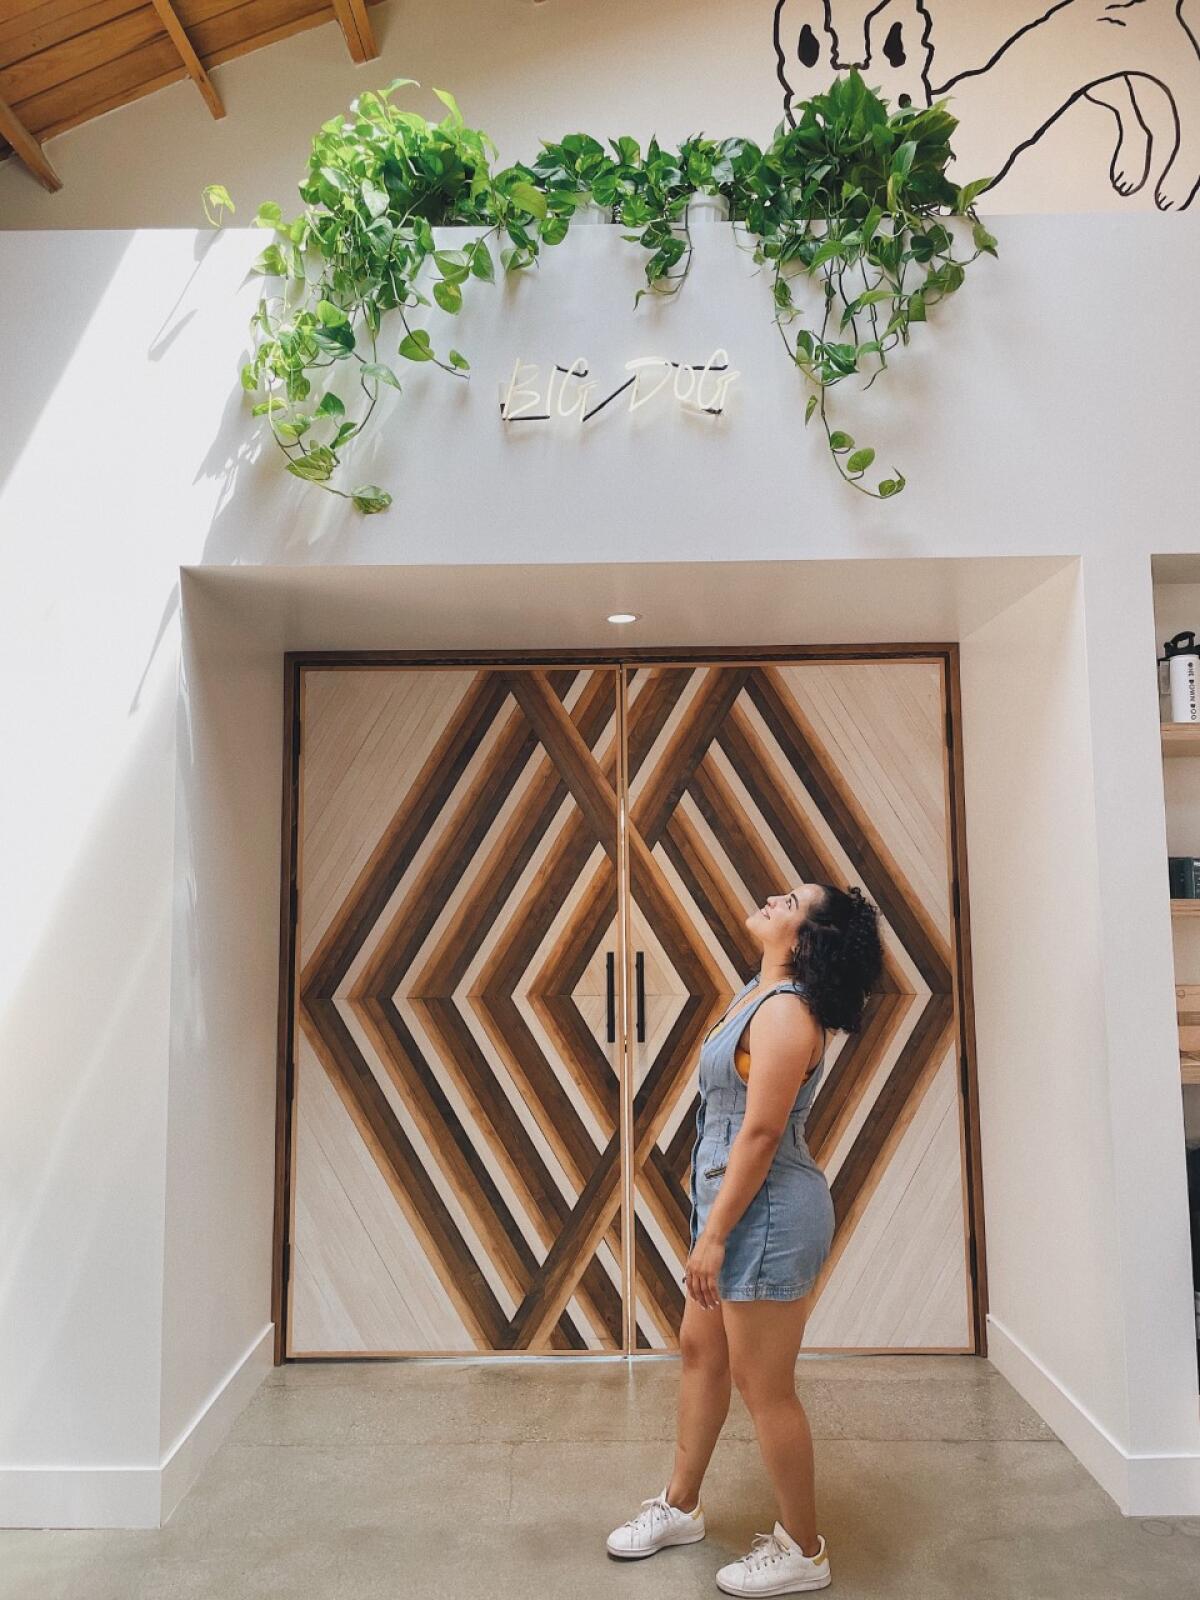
773, 0, 1200, 211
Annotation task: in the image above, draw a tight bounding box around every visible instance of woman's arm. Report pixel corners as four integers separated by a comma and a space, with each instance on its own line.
685, 993, 822, 1309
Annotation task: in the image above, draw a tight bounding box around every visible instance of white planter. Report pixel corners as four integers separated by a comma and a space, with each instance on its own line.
687, 191, 730, 224
571, 199, 611, 224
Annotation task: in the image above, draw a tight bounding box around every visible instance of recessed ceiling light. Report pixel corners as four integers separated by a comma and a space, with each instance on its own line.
607, 612, 640, 624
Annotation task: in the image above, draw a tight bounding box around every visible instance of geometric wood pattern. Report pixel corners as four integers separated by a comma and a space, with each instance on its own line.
621, 662, 971, 1351
290, 666, 624, 1354
286, 657, 975, 1356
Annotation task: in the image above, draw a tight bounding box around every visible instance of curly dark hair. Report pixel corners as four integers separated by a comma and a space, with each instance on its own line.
789, 883, 883, 1034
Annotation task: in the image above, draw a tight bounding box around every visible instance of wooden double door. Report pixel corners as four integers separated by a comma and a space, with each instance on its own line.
280, 654, 981, 1358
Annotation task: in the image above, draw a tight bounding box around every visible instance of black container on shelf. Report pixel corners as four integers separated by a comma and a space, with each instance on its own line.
1169, 857, 1200, 897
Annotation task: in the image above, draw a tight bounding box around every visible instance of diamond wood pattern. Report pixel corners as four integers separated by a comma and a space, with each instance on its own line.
622, 663, 968, 1351
287, 658, 973, 1356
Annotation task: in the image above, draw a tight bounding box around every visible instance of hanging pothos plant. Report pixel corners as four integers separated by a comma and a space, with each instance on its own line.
204, 71, 995, 512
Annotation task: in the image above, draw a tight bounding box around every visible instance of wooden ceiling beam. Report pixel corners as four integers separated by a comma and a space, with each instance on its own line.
0, 90, 61, 191
150, 0, 225, 119
331, 0, 379, 64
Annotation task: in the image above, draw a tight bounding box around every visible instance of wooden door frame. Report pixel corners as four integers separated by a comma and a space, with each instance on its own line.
271, 643, 986, 1363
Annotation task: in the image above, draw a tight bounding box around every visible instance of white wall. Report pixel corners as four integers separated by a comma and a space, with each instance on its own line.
157, 580, 283, 1517
2, 215, 1199, 1521
960, 566, 1132, 1499
5, 0, 1200, 227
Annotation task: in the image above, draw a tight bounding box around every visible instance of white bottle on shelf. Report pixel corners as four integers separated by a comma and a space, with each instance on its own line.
1161, 631, 1200, 722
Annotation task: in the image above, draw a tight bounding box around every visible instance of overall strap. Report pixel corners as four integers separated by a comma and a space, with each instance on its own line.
749, 980, 827, 1073
708, 976, 801, 1042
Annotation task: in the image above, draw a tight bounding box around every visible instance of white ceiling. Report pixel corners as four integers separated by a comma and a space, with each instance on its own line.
184, 556, 1076, 653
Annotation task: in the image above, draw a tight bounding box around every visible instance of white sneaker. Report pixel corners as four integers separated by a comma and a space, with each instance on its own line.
715, 1522, 831, 1594
605, 1483, 706, 1559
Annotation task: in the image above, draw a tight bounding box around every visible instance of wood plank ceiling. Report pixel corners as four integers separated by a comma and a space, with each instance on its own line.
0, 0, 384, 192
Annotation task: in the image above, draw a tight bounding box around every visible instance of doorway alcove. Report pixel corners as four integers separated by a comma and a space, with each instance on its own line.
168, 551, 1196, 1510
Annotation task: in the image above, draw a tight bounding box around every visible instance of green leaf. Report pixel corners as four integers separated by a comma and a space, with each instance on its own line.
804, 395, 818, 427
510, 181, 548, 219
448, 349, 470, 371
285, 446, 335, 482
202, 183, 235, 224
892, 141, 917, 178
253, 244, 287, 277
253, 201, 280, 229
433, 279, 462, 313
360, 181, 390, 219
846, 447, 875, 474
352, 484, 393, 514
955, 176, 993, 212
315, 391, 346, 416
362, 362, 402, 389
828, 431, 854, 453
972, 221, 998, 257
434, 249, 470, 283
398, 329, 434, 362
468, 240, 494, 281
432, 87, 464, 127
316, 299, 349, 326
878, 472, 906, 498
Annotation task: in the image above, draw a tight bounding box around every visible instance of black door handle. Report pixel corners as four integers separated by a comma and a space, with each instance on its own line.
635, 951, 645, 1044
606, 951, 616, 1043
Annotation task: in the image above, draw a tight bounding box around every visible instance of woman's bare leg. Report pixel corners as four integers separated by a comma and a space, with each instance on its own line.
723, 1296, 819, 1554
664, 1292, 733, 1510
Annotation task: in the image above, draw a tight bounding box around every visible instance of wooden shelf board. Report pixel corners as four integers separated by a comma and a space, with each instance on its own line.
1171, 899, 1200, 916
1162, 723, 1200, 754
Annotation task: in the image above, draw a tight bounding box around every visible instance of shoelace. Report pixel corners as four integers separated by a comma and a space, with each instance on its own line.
624, 1494, 672, 1535
742, 1530, 788, 1569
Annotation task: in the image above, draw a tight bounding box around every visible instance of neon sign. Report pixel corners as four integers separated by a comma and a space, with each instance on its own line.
499, 349, 739, 424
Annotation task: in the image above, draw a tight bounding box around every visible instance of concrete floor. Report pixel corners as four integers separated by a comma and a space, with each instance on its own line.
4, 1356, 1199, 1599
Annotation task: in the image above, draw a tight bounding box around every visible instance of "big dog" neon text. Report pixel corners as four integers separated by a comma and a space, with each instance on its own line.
499, 349, 739, 425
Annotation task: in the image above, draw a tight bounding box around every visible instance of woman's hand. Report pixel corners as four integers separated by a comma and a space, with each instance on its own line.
684, 1230, 726, 1311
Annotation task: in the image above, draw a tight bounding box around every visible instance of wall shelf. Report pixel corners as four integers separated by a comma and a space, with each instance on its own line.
1162, 723, 1200, 755
1171, 899, 1200, 917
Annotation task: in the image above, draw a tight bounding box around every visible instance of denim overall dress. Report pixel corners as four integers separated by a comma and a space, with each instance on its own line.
687, 974, 835, 1301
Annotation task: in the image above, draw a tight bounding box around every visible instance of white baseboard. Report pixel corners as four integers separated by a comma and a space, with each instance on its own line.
159, 1322, 274, 1525
0, 1323, 273, 1530
0, 1465, 163, 1530
987, 1315, 1200, 1516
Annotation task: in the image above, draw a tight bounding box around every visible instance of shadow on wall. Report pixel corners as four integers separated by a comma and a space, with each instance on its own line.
0, 640, 179, 1468
0, 233, 132, 493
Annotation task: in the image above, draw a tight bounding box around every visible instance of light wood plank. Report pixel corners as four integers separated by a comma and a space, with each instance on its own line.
0, 89, 61, 190
331, 0, 378, 62
150, 0, 225, 118
1162, 722, 1200, 755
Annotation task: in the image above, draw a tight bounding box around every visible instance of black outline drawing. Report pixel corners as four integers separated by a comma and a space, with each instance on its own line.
773, 0, 1200, 210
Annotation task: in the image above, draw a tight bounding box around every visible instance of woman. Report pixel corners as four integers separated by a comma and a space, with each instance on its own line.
605, 880, 883, 1596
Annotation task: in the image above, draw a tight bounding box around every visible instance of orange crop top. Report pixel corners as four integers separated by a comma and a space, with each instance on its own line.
733, 1028, 753, 1084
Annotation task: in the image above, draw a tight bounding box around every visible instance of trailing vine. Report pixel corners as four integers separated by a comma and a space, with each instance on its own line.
205, 71, 994, 513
